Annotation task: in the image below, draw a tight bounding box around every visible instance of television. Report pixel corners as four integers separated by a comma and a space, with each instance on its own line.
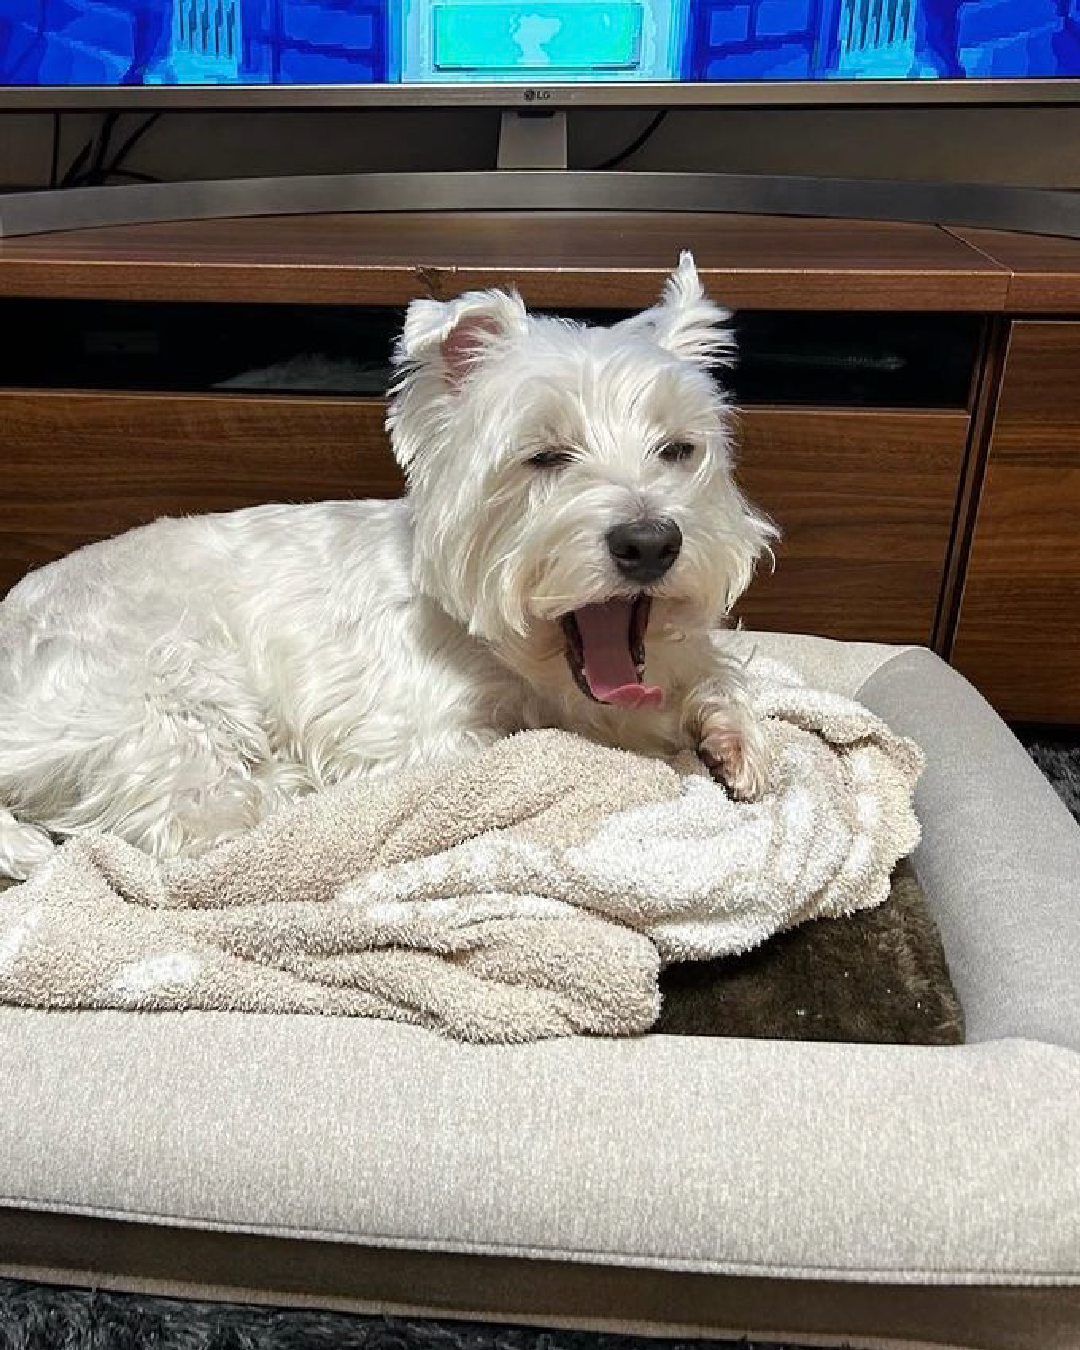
2, 2, 1080, 241
2, 0, 1078, 107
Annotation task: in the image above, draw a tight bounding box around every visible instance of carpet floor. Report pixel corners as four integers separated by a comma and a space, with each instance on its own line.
0, 1294, 836, 1350
1020, 731, 1080, 823
0, 1291, 865, 1350
2, 737, 1077, 1350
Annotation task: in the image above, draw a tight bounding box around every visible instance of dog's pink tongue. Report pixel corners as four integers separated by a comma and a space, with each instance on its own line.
574, 600, 662, 709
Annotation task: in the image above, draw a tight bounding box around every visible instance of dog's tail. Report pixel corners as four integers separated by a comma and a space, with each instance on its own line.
0, 807, 56, 887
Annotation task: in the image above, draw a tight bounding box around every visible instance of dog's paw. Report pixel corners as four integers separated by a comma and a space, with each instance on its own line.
698, 713, 769, 802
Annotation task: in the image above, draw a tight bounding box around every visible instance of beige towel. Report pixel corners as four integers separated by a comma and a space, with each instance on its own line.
0, 659, 923, 1042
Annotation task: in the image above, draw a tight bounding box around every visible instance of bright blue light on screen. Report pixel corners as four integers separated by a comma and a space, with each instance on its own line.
402, 0, 686, 81
433, 3, 642, 72
2, 1, 1079, 87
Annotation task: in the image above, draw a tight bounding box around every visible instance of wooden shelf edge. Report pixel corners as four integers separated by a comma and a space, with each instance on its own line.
0, 214, 1013, 312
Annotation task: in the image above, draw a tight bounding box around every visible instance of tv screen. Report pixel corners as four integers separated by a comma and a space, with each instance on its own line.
1, 0, 1078, 94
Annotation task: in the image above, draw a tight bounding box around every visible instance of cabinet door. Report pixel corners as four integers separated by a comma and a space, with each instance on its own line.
0, 390, 401, 596
3, 392, 970, 651
951, 323, 1080, 723
733, 408, 970, 645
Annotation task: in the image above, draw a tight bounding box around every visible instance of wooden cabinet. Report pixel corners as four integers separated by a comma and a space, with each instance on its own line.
3, 214, 1080, 720
950, 322, 1080, 723
734, 408, 969, 645
1, 388, 967, 649
0, 391, 400, 597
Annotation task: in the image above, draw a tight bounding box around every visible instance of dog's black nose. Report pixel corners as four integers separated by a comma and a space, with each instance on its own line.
606, 518, 683, 584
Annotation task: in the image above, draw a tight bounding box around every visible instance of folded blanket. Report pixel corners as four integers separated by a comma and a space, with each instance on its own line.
0, 659, 924, 1042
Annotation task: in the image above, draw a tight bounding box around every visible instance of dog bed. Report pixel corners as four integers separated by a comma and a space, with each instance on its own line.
2, 634, 1077, 1350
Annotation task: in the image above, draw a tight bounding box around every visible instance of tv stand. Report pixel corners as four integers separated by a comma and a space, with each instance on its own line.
3, 168, 1080, 243
1, 210, 1079, 724
497, 111, 569, 169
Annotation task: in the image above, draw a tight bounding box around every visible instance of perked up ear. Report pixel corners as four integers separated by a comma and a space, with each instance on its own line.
641, 251, 736, 366
397, 287, 529, 387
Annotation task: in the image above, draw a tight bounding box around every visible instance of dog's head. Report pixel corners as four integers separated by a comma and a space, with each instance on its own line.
387, 252, 777, 709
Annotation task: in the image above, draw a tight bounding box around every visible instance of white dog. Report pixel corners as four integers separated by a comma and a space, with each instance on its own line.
0, 253, 777, 885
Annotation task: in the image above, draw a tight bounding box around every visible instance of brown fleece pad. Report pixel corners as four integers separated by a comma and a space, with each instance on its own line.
657, 862, 965, 1045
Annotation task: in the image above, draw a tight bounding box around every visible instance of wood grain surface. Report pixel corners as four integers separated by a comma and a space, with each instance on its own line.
0, 390, 401, 596
931, 316, 1009, 653
948, 227, 1080, 313
0, 213, 1008, 311
733, 407, 969, 644
950, 321, 1080, 722
2, 390, 968, 648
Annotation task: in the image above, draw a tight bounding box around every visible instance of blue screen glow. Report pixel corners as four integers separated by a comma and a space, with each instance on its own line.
433, 4, 643, 72
1, 0, 1078, 88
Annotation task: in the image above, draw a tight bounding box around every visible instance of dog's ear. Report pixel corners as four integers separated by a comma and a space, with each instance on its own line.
398, 289, 528, 387
624, 252, 735, 366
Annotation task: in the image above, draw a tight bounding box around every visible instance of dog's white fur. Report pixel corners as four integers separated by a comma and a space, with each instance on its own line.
0, 253, 777, 885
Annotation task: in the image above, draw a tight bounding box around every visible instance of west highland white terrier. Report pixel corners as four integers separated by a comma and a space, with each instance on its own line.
0, 252, 777, 885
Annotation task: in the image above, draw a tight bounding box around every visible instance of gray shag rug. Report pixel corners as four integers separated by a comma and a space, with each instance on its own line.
1, 736, 1077, 1350
0, 1291, 796, 1350
1022, 733, 1080, 823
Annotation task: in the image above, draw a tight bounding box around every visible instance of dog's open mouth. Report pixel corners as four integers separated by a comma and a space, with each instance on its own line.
559, 597, 663, 710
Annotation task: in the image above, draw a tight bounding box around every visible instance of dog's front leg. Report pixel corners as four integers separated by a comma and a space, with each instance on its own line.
682, 675, 770, 803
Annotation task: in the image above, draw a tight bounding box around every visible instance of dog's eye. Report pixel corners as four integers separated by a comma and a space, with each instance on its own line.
527, 448, 575, 469
658, 441, 696, 464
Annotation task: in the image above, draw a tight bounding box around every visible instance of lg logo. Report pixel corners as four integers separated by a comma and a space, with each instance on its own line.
522, 88, 553, 102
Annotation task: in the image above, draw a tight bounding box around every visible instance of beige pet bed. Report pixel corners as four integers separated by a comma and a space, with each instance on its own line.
1, 633, 1078, 1350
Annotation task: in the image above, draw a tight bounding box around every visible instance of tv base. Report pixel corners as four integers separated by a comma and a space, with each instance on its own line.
2, 170, 1080, 241
497, 110, 568, 169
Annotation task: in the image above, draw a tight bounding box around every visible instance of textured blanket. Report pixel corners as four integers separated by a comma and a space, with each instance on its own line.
0, 661, 924, 1042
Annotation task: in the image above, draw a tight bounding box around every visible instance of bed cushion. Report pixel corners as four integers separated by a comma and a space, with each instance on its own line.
656, 860, 965, 1044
